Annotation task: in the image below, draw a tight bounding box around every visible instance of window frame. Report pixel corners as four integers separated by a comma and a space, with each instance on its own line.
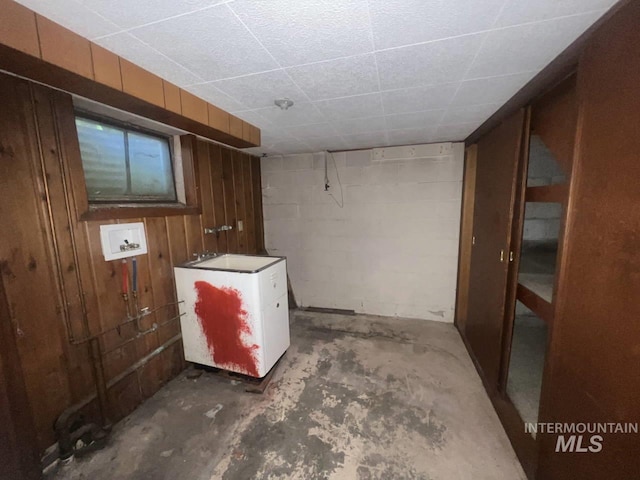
64, 107, 201, 221
75, 111, 178, 204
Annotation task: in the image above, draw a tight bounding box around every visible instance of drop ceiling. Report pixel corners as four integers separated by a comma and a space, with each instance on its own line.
16, 0, 618, 155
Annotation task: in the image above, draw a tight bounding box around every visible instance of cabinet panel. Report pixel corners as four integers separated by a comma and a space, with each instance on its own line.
259, 260, 287, 306
537, 2, 640, 478
465, 109, 526, 390
261, 292, 289, 372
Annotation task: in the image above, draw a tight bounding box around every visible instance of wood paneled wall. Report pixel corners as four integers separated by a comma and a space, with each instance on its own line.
0, 72, 264, 455
458, 1, 640, 478
537, 2, 640, 477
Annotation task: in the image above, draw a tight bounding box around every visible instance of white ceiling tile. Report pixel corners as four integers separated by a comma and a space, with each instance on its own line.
20, 0, 613, 156
233, 110, 275, 130
376, 34, 484, 90
387, 128, 438, 147
268, 141, 315, 155
335, 116, 387, 135
183, 83, 248, 112
229, 0, 373, 67
451, 72, 535, 107
434, 123, 479, 141
130, 5, 279, 81
212, 70, 307, 110
381, 83, 459, 115
15, 0, 119, 39
440, 103, 500, 124
313, 93, 384, 120
82, 0, 227, 30
495, 0, 616, 28
466, 12, 602, 79
259, 131, 304, 147
258, 128, 297, 142
254, 103, 327, 127
286, 54, 379, 101
303, 136, 349, 152
368, 0, 504, 49
343, 132, 389, 150
385, 110, 444, 131
96, 33, 203, 86
284, 123, 339, 138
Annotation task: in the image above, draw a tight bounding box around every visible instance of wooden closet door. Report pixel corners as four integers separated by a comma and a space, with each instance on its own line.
465, 109, 526, 390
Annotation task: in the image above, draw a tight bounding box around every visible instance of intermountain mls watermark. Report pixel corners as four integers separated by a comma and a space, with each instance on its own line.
524, 423, 638, 452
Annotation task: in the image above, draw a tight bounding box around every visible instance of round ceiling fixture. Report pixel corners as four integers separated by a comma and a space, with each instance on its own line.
274, 98, 294, 110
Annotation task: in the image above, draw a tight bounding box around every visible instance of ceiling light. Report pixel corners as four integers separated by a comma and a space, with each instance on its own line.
274, 98, 294, 110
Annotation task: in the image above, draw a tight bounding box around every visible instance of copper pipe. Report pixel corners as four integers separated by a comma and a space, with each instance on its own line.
69, 301, 183, 346
100, 312, 184, 357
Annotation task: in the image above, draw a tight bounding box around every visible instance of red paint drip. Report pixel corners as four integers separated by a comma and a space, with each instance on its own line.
194, 281, 259, 377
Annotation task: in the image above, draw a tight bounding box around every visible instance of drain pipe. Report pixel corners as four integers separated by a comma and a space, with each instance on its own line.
89, 337, 111, 430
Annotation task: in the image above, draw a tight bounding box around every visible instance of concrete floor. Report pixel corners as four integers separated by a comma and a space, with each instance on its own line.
50, 311, 525, 480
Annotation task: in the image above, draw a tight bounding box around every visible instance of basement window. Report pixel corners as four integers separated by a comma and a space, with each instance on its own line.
75, 115, 177, 203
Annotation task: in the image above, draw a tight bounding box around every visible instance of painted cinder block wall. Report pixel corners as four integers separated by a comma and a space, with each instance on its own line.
261, 143, 464, 322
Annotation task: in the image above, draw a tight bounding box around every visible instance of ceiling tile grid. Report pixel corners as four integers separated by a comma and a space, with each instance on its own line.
15, 0, 620, 155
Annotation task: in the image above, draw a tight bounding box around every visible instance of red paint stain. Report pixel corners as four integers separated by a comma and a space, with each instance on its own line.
194, 281, 259, 377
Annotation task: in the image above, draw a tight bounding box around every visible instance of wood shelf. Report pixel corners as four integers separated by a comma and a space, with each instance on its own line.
516, 282, 554, 325
525, 184, 567, 203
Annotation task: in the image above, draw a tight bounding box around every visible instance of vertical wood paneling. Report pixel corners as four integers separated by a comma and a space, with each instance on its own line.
30, 85, 95, 401
197, 140, 218, 253
84, 220, 138, 385
106, 370, 141, 422
221, 148, 239, 252
0, 76, 72, 449
0, 71, 264, 455
166, 216, 189, 266
164, 215, 188, 350
144, 217, 178, 346
232, 150, 247, 253
209, 144, 228, 253
84, 222, 129, 332
251, 157, 265, 254
538, 2, 640, 477
122, 218, 158, 356
0, 255, 41, 480
454, 145, 478, 334
184, 214, 204, 259
242, 153, 256, 254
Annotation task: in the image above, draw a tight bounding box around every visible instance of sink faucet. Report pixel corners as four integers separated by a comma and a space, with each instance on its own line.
192, 251, 219, 261
204, 225, 233, 235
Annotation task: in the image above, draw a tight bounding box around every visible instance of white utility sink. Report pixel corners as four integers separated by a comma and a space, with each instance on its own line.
174, 253, 289, 378
193, 254, 281, 273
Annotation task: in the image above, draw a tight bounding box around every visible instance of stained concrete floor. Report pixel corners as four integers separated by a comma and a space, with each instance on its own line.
51, 311, 525, 480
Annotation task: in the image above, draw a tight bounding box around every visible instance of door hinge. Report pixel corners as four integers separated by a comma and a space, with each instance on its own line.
509, 251, 514, 262
500, 249, 504, 262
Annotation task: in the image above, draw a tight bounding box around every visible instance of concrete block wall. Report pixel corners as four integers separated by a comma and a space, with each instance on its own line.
261, 143, 464, 323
